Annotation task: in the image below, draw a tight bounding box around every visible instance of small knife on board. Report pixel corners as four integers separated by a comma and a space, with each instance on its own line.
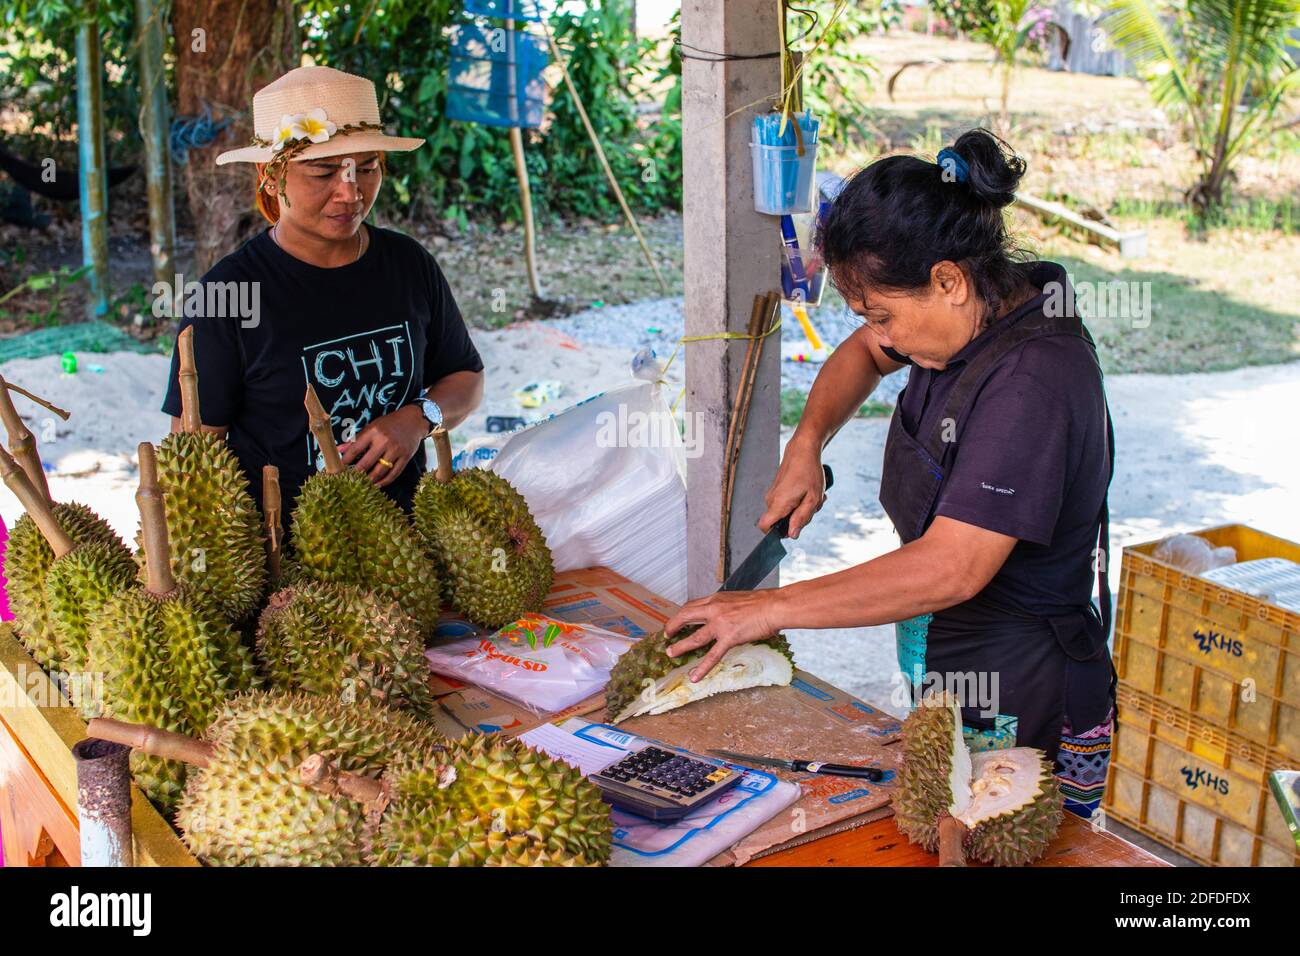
719, 464, 834, 592
708, 748, 886, 782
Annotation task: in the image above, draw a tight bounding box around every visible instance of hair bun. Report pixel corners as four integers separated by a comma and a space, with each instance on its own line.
948, 128, 1026, 209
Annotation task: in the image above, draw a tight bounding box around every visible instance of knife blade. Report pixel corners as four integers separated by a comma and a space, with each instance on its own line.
709, 748, 885, 782
720, 464, 834, 592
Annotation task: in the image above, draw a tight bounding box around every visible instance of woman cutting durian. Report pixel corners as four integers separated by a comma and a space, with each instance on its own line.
162, 67, 484, 516
665, 129, 1116, 819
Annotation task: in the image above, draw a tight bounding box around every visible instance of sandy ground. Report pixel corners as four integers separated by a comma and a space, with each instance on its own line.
2, 336, 1297, 721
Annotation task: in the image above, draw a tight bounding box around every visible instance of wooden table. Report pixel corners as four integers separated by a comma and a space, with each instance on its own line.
749, 811, 1168, 866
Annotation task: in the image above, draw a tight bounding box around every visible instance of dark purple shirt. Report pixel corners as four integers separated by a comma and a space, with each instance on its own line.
881, 261, 1111, 622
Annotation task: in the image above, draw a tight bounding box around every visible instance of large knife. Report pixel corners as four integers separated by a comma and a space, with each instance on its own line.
720, 464, 833, 592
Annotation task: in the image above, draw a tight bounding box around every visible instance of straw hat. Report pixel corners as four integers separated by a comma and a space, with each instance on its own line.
215, 66, 423, 166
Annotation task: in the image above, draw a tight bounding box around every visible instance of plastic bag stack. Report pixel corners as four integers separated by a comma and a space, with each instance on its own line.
453, 382, 688, 604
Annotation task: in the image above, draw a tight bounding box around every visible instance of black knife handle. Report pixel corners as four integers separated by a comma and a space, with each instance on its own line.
792, 759, 885, 782
772, 464, 834, 539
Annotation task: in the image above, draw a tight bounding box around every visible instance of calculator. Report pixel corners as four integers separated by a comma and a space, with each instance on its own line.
590, 746, 743, 821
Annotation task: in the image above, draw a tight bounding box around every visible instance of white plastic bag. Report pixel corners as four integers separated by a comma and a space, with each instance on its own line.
423, 614, 635, 714
452, 381, 688, 603
1154, 533, 1237, 575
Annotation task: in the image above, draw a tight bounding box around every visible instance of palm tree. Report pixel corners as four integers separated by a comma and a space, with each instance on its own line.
1103, 0, 1300, 214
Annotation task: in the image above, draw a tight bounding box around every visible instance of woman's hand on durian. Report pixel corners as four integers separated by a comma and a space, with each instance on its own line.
664, 590, 782, 683
339, 406, 428, 488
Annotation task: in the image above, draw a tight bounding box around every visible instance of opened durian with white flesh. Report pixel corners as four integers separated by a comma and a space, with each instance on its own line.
87, 690, 614, 867
141, 326, 267, 621
0, 378, 136, 672
892, 691, 1063, 866
285, 385, 442, 634
85, 442, 259, 812
412, 428, 553, 629
0, 444, 137, 677
604, 626, 795, 723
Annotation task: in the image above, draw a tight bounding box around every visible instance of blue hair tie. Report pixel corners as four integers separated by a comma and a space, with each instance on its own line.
936, 147, 969, 184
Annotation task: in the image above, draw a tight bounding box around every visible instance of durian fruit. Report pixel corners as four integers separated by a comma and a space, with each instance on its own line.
363, 732, 612, 866
0, 444, 136, 674
176, 691, 433, 866
891, 691, 1063, 866
139, 326, 267, 620
604, 626, 795, 724
412, 429, 553, 629
85, 442, 259, 812
90, 694, 612, 867
0, 378, 133, 670
256, 580, 436, 718
286, 386, 441, 633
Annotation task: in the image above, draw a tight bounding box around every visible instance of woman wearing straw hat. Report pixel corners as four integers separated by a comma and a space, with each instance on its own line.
161, 66, 484, 516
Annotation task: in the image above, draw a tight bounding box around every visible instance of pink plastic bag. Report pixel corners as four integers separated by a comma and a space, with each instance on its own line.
0, 514, 12, 623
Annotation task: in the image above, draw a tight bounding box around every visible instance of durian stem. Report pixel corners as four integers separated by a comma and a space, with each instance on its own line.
177, 326, 202, 434
86, 718, 215, 769
263, 465, 282, 581
304, 385, 344, 475
0, 374, 55, 505
298, 753, 386, 808
431, 427, 453, 483
0, 444, 74, 557
136, 441, 176, 595
938, 813, 968, 867
4, 381, 71, 421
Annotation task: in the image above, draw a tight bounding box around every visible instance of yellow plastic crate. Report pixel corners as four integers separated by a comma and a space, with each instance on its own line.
1104, 685, 1299, 867
1113, 524, 1300, 762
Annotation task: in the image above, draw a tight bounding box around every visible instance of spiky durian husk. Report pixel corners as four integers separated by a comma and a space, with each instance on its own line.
139, 432, 267, 621
602, 626, 795, 722
370, 733, 612, 867
963, 753, 1063, 866
289, 471, 441, 634
176, 691, 436, 866
255, 581, 436, 718
891, 691, 964, 853
43, 542, 139, 672
412, 467, 553, 629
6, 503, 126, 669
85, 587, 260, 812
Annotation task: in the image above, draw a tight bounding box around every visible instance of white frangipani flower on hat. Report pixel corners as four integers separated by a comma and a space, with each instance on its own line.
271, 108, 338, 151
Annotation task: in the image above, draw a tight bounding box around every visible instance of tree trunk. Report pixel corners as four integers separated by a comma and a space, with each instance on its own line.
171, 0, 298, 275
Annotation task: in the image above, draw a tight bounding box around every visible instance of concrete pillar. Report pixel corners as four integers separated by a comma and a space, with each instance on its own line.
680, 0, 782, 599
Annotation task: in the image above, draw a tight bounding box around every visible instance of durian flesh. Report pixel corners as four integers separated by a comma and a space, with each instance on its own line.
891, 691, 1062, 866
605, 626, 795, 724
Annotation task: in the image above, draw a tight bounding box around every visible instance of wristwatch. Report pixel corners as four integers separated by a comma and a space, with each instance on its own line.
412, 396, 443, 435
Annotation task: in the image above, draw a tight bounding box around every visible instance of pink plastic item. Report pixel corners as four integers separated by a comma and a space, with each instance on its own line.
0, 514, 11, 622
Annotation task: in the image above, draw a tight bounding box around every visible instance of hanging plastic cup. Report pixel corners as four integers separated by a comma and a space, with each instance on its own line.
751, 141, 818, 215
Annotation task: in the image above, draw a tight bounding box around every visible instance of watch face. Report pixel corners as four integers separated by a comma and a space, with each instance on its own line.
420, 399, 443, 428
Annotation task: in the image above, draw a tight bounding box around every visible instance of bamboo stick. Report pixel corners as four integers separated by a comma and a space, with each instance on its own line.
136, 441, 176, 595
0, 373, 52, 505
86, 718, 215, 769
540, 20, 668, 293
431, 427, 453, 484
263, 465, 281, 582
509, 127, 544, 300
177, 326, 202, 434
3, 381, 70, 420
304, 385, 344, 475
717, 294, 772, 581
0, 444, 74, 557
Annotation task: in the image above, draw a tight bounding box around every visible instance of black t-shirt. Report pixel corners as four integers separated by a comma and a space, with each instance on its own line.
880, 261, 1111, 625
161, 225, 483, 515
